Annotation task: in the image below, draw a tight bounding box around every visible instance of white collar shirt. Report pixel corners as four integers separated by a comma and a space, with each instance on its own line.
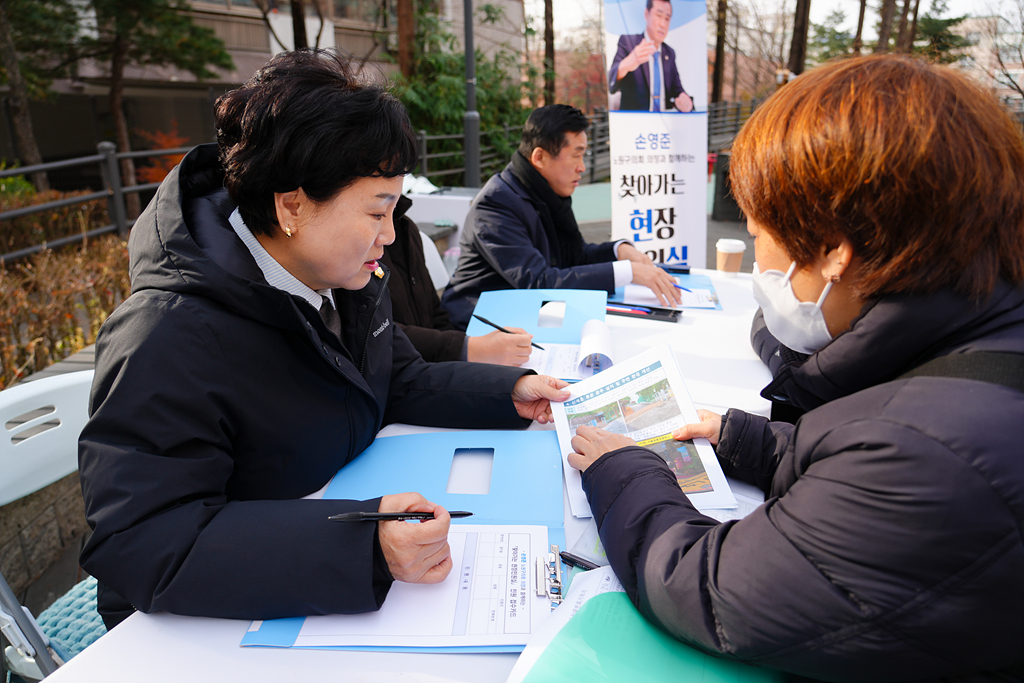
228, 208, 336, 311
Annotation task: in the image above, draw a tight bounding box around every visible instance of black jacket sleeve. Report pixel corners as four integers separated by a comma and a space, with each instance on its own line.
470, 189, 616, 293
396, 323, 465, 362
79, 299, 389, 623
381, 323, 532, 430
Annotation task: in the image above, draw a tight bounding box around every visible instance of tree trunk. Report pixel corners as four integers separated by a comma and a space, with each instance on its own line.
787, 0, 811, 75
853, 0, 867, 54
875, 0, 897, 53
730, 4, 739, 99
895, 0, 912, 51
544, 0, 554, 105
0, 0, 48, 191
712, 0, 727, 102
397, 0, 414, 78
292, 0, 308, 50
906, 0, 922, 48
109, 35, 140, 219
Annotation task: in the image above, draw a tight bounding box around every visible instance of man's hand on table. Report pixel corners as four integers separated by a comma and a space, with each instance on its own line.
467, 327, 533, 366
512, 374, 570, 424
378, 492, 452, 584
671, 409, 723, 445
630, 263, 683, 307
567, 425, 637, 472
616, 241, 655, 266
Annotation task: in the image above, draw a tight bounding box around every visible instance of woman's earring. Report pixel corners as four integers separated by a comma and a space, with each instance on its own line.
283, 225, 293, 238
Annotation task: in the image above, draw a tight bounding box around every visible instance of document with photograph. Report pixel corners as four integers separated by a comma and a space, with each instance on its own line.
552, 344, 736, 518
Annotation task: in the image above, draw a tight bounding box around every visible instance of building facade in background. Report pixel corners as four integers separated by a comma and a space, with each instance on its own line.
0, 0, 525, 189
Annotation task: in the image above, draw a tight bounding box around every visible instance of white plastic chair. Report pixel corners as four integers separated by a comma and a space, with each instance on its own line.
0, 370, 97, 679
419, 229, 451, 291
0, 370, 94, 508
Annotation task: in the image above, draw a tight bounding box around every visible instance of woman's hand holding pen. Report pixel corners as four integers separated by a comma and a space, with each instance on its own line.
467, 328, 534, 366
377, 492, 453, 584
511, 375, 570, 424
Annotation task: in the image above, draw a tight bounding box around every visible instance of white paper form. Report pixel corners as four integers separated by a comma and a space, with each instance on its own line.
522, 319, 615, 382
552, 344, 737, 518
289, 525, 551, 649
622, 280, 717, 309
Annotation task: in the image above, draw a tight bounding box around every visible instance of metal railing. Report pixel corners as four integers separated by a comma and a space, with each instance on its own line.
0, 108, 652, 263
414, 112, 612, 186
0, 142, 191, 263
707, 99, 765, 152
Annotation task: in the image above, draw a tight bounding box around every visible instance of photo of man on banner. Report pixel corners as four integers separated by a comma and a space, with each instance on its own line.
605, 0, 705, 113
605, 0, 708, 269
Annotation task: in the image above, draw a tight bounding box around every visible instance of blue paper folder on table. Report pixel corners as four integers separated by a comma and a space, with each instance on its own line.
465, 289, 607, 343
241, 430, 564, 652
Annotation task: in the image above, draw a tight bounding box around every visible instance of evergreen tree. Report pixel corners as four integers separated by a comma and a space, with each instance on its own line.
809, 8, 854, 63
913, 0, 970, 63
76, 0, 234, 216
393, 3, 531, 180
0, 0, 79, 190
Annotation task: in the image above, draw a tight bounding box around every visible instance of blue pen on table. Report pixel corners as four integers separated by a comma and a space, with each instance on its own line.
673, 284, 692, 293
328, 511, 474, 522
471, 314, 544, 350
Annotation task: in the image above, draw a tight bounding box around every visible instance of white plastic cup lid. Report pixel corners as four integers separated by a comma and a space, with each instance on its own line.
716, 238, 747, 253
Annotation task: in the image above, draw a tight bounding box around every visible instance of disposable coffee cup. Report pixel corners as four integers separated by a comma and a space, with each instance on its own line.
716, 238, 747, 276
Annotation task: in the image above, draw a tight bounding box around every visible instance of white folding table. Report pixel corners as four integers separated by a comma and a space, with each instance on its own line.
47, 269, 771, 683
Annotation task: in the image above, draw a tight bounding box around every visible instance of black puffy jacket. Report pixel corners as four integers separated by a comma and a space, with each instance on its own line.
583, 283, 1024, 681
79, 144, 530, 627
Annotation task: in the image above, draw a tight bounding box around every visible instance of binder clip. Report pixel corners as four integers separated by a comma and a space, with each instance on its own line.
535, 544, 563, 610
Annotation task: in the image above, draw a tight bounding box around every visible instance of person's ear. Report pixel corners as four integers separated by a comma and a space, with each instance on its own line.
821, 237, 855, 281
530, 146, 547, 171
273, 189, 305, 238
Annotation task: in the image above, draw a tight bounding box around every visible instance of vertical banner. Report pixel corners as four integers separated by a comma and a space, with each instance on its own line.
604, 0, 707, 268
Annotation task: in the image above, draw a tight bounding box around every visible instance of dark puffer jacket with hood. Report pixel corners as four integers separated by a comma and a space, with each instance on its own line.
79, 144, 531, 627
582, 283, 1024, 681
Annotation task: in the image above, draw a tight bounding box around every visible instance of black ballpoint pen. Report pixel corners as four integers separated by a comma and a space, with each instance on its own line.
472, 314, 545, 350
559, 551, 601, 571
328, 511, 474, 522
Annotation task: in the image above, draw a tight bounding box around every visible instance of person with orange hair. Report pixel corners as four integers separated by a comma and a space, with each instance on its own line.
567, 55, 1024, 680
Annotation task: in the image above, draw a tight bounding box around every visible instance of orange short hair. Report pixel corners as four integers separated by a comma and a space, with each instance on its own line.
730, 55, 1024, 299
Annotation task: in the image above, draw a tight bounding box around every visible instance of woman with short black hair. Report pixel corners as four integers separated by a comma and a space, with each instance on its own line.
79, 49, 567, 629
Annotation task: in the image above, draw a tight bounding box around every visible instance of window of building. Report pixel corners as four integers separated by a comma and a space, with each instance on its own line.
332, 0, 381, 23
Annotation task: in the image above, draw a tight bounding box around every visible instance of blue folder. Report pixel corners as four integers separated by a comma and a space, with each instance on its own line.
465, 289, 607, 343
242, 431, 564, 652
608, 272, 723, 311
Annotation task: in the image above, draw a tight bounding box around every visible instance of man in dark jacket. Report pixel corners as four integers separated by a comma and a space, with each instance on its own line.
440, 104, 680, 330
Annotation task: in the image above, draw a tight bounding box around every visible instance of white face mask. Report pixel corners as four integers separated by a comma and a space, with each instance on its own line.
751, 262, 834, 355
